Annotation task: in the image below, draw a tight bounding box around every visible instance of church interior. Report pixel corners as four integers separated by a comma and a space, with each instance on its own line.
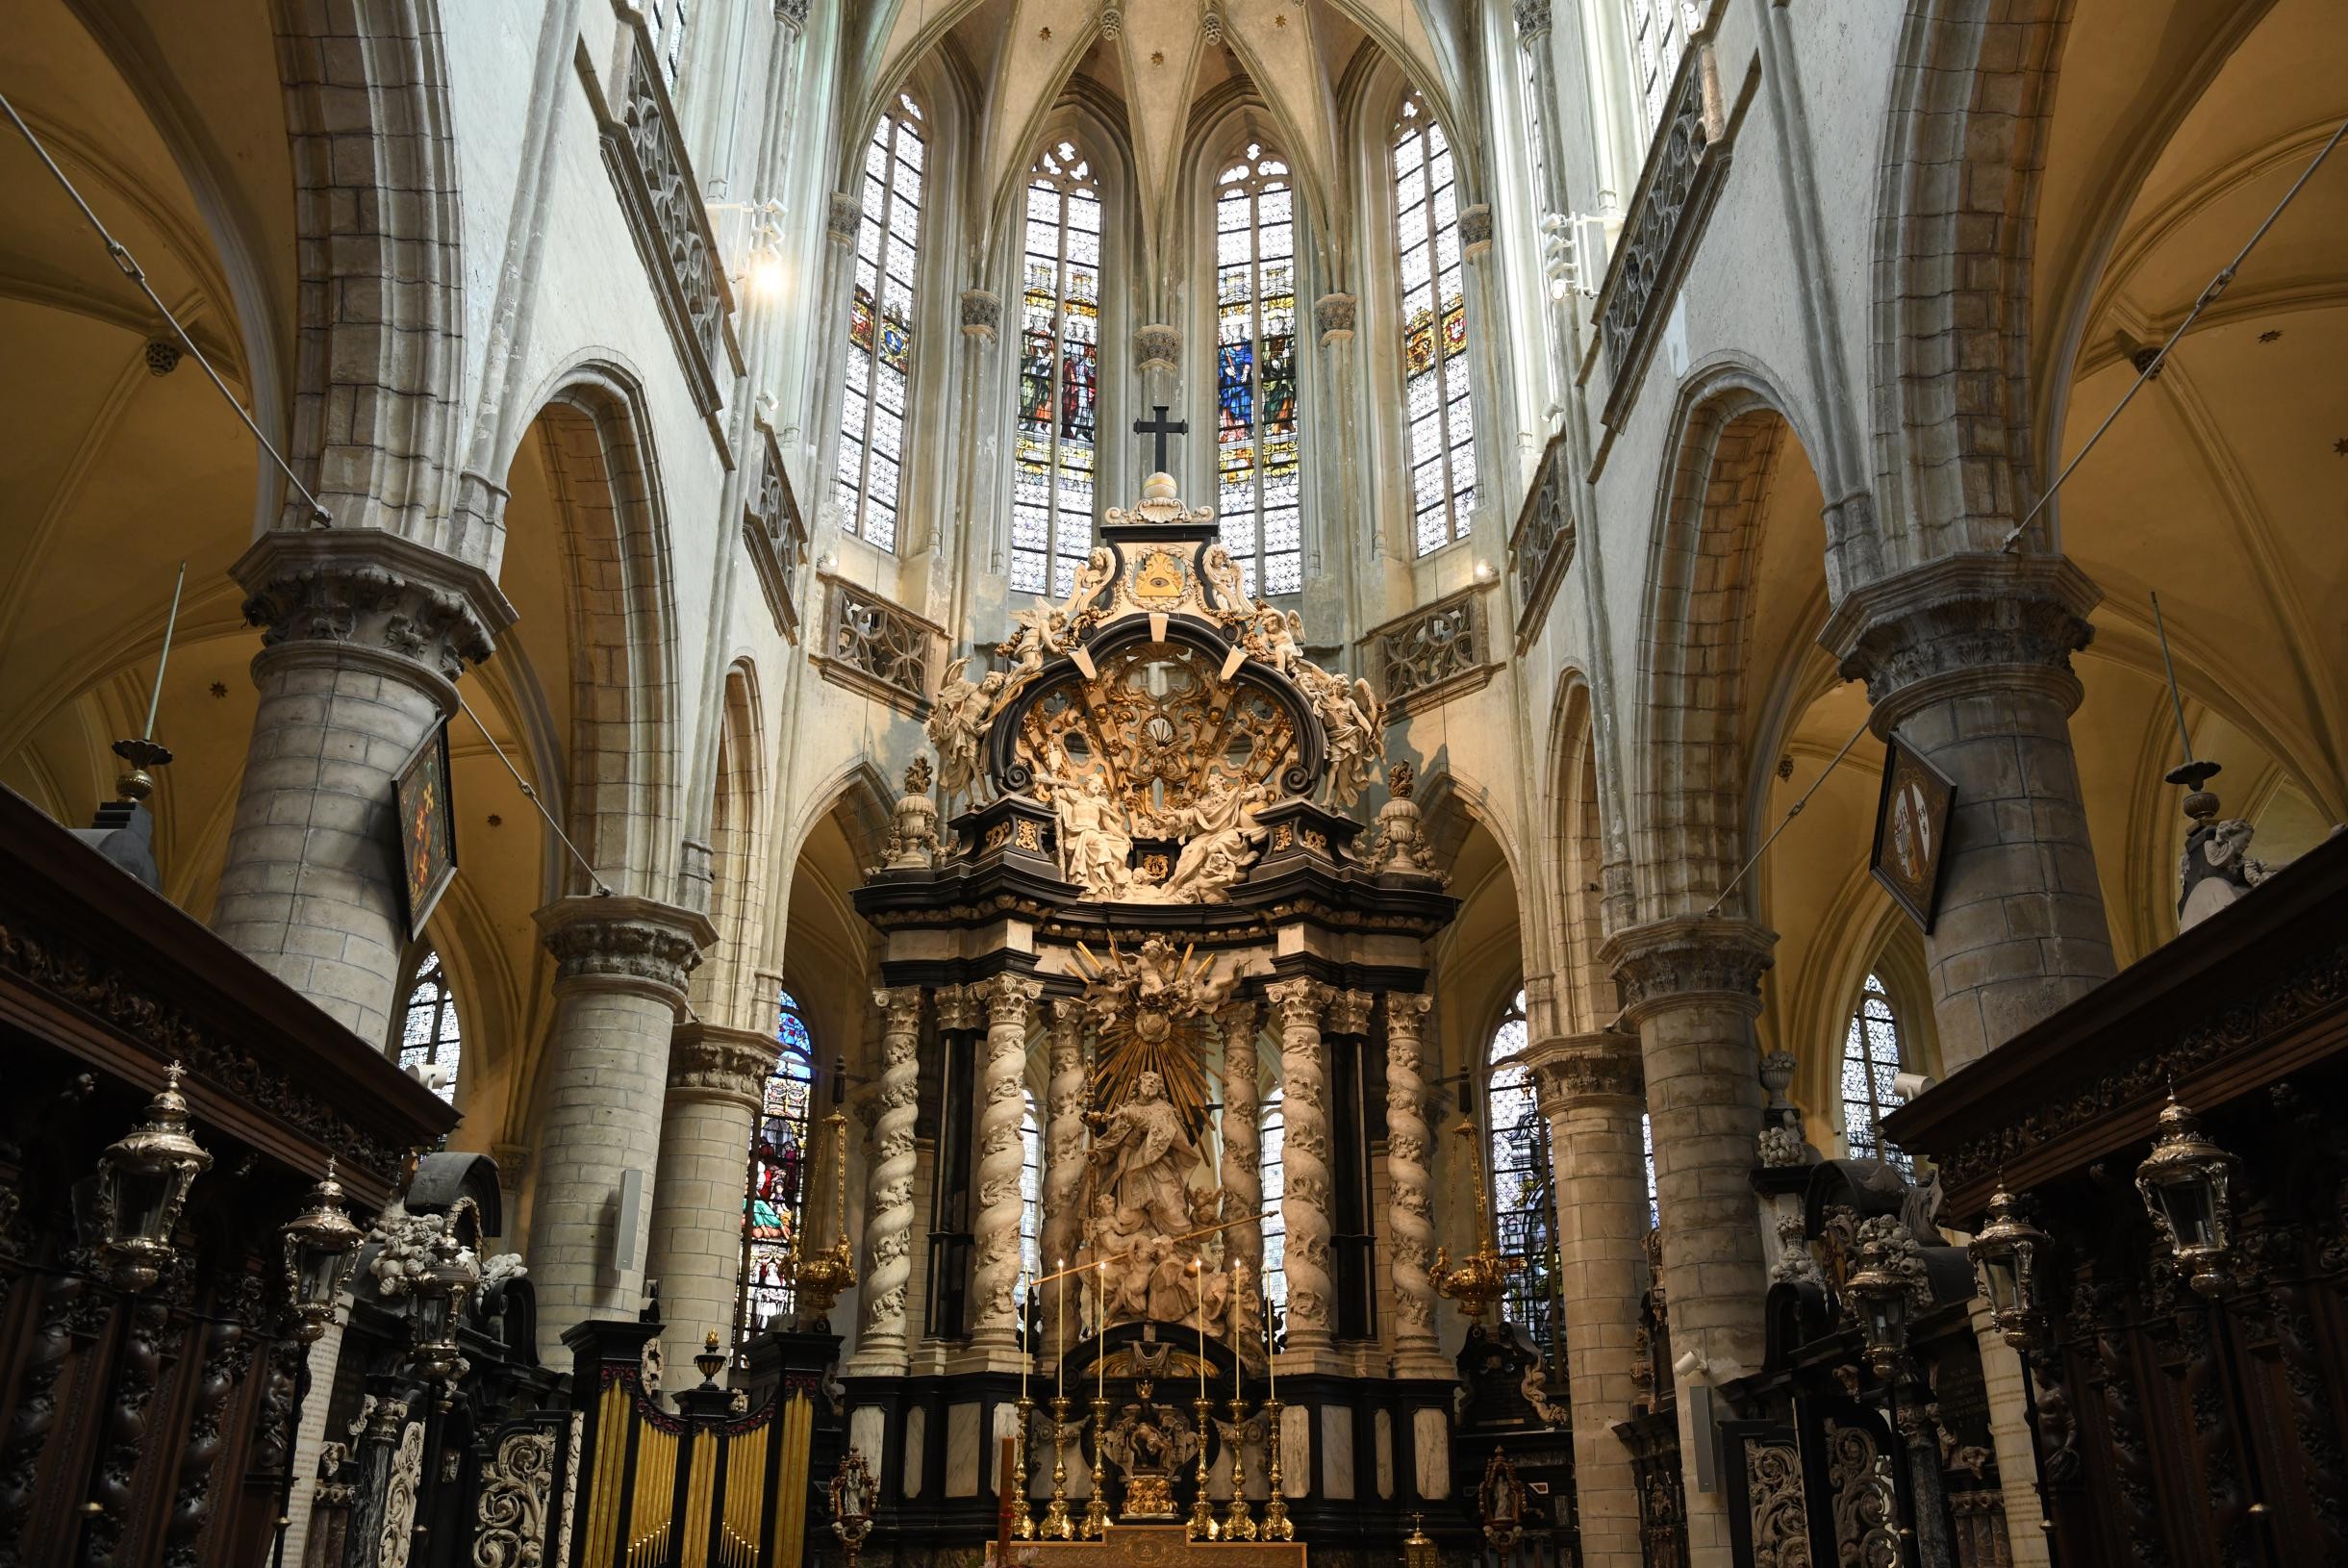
1, 1, 2344, 1565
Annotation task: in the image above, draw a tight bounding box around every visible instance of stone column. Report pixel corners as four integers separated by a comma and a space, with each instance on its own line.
1822, 554, 2114, 1071
1216, 1000, 1264, 1282
971, 972, 1042, 1352
213, 530, 512, 1044
1040, 998, 1089, 1351
1600, 915, 1775, 1568
1523, 1031, 1649, 1568
848, 986, 923, 1374
1265, 976, 1334, 1355
646, 1023, 778, 1366
526, 895, 714, 1360
1382, 993, 1446, 1377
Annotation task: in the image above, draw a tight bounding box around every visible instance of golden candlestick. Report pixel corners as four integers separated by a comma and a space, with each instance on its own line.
1082, 1396, 1113, 1538
1186, 1397, 1220, 1541
1260, 1399, 1293, 1541
1222, 1398, 1257, 1540
1040, 1394, 1076, 1538
1013, 1395, 1037, 1538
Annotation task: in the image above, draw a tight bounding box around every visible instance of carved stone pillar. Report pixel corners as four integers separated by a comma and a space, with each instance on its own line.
1823, 555, 2114, 1070
1524, 1031, 1647, 1568
526, 895, 714, 1359
971, 972, 1043, 1351
1600, 915, 1775, 1568
212, 530, 512, 1045
849, 986, 923, 1374
1041, 998, 1089, 1350
646, 1022, 779, 1368
1216, 1000, 1263, 1284
1265, 976, 1334, 1355
1382, 993, 1446, 1376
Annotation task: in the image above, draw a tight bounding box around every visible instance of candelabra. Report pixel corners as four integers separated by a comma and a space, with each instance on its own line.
1222, 1398, 1257, 1540
1186, 1398, 1220, 1541
1041, 1395, 1076, 1539
1260, 1399, 1293, 1541
1013, 1396, 1037, 1538
1082, 1396, 1112, 1538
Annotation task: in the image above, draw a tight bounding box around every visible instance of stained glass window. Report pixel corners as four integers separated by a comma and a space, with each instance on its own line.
1486, 991, 1561, 1361
1628, 0, 1704, 138
743, 989, 817, 1338
1260, 1088, 1287, 1321
1841, 974, 1911, 1175
397, 951, 461, 1106
1214, 143, 1302, 598
1013, 142, 1103, 598
835, 96, 924, 551
1642, 1111, 1658, 1230
1021, 1090, 1045, 1280
1393, 92, 1479, 556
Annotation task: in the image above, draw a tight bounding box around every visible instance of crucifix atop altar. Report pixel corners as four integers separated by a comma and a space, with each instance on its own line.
1133, 404, 1188, 476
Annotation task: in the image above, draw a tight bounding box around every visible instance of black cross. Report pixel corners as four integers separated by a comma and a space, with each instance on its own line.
1133, 404, 1188, 474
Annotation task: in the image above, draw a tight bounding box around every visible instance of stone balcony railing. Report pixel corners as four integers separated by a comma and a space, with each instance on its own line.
743, 428, 807, 641
1594, 38, 1729, 429
813, 574, 944, 717
587, 13, 743, 421
1508, 432, 1576, 647
1361, 583, 1501, 718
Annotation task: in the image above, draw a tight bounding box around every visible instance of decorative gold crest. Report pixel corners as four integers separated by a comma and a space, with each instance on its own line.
1132, 548, 1186, 604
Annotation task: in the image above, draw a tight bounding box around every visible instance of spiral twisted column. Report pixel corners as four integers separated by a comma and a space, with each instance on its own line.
1265, 977, 1333, 1354
1041, 998, 1089, 1353
1381, 993, 1445, 1375
849, 986, 924, 1374
972, 972, 1043, 1350
1216, 1001, 1264, 1283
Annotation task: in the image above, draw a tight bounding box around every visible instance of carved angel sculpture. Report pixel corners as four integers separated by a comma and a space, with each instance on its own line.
1200, 543, 1249, 611
1061, 545, 1117, 626
925, 657, 1003, 803
1303, 666, 1385, 810
997, 602, 1070, 703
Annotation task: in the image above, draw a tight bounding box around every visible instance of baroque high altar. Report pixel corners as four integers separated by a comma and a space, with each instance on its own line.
842, 467, 1464, 1555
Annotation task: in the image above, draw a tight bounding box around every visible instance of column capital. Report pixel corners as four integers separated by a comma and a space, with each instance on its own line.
1047, 994, 1087, 1029
958, 289, 1001, 344
1325, 987, 1376, 1037
1820, 552, 2101, 735
666, 1022, 780, 1105
825, 191, 862, 245
1384, 991, 1432, 1039
1599, 915, 1774, 1025
980, 971, 1043, 1023
1213, 999, 1259, 1040
871, 985, 923, 1030
933, 981, 984, 1032
1513, 0, 1552, 40
1313, 293, 1357, 345
535, 895, 716, 1004
1457, 203, 1493, 259
1521, 1030, 1644, 1113
1264, 975, 1330, 1027
1134, 323, 1180, 376
233, 526, 518, 691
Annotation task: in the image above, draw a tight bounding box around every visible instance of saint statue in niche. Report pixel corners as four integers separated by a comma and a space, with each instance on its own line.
1083, 1071, 1203, 1236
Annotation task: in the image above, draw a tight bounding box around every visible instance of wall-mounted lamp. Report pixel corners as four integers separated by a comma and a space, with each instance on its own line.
280, 1159, 366, 1343
1966, 1184, 2049, 1352
2134, 1095, 2238, 1296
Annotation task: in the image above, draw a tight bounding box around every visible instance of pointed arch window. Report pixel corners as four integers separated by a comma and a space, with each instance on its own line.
1214, 143, 1302, 598
1641, 1111, 1658, 1229
398, 951, 462, 1105
1628, 1, 1704, 137
1486, 990, 1561, 1364
1393, 92, 1478, 555
1842, 974, 1911, 1174
1259, 1088, 1287, 1323
836, 96, 925, 551
644, 0, 690, 85
742, 989, 818, 1340
1014, 142, 1104, 597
